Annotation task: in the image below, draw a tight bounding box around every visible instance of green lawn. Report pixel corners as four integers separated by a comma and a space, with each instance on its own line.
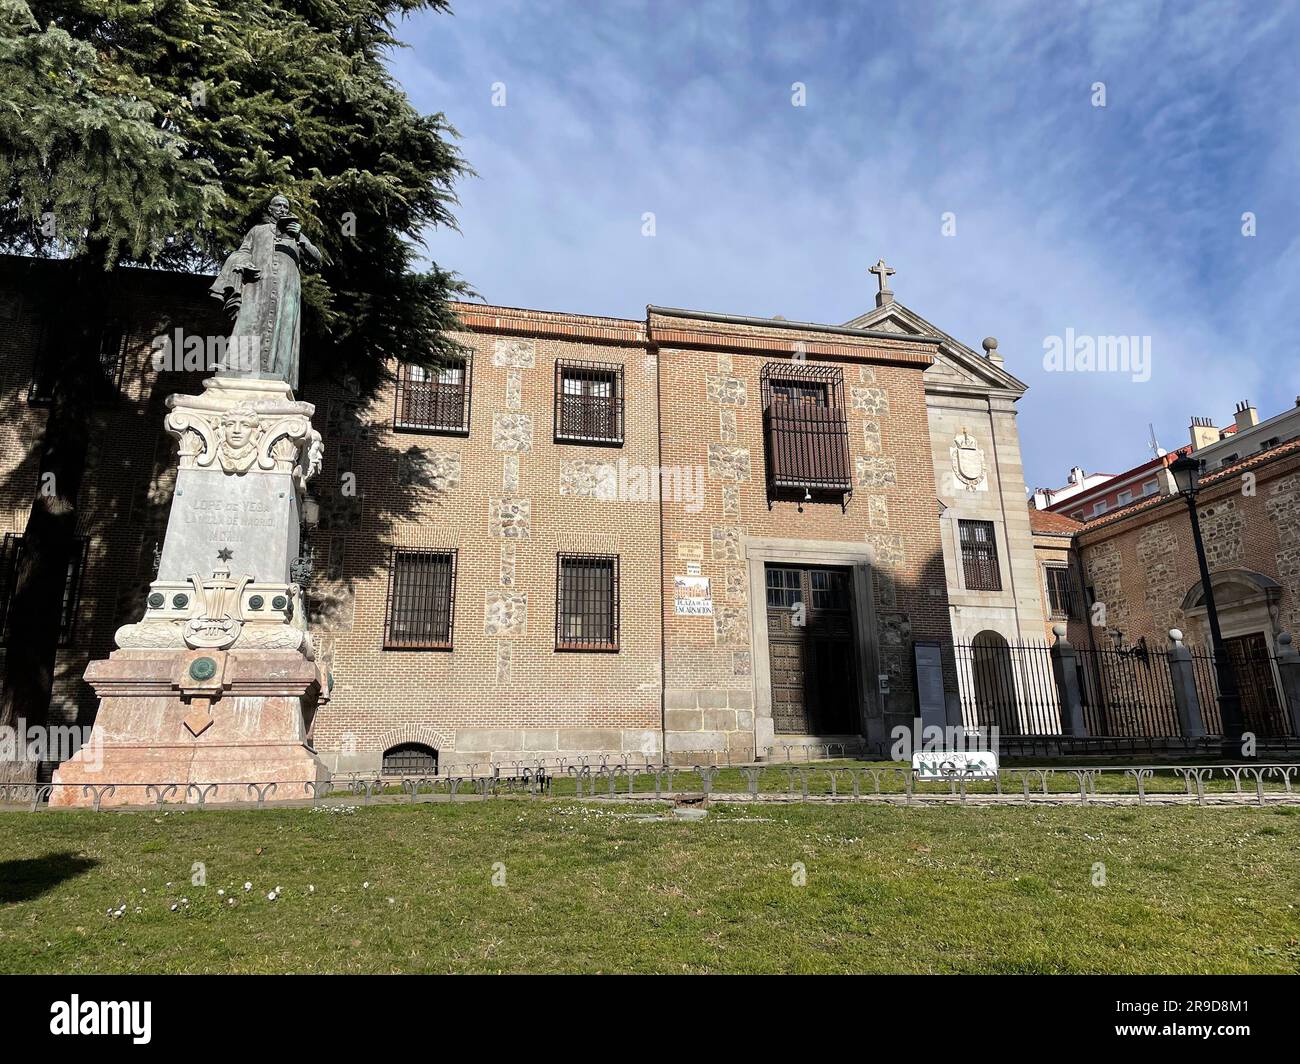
1, 800, 1297, 973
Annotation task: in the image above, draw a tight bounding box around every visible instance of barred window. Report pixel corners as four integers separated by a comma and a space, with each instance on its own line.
958, 520, 1002, 592
765, 567, 801, 608
383, 548, 456, 649
0, 533, 89, 645
29, 319, 127, 405
809, 568, 850, 610
382, 743, 438, 776
1045, 565, 1077, 619
760, 362, 851, 496
394, 356, 471, 434
554, 361, 624, 445
556, 554, 619, 651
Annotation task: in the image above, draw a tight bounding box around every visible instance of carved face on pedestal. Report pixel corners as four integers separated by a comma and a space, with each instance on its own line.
217, 404, 264, 473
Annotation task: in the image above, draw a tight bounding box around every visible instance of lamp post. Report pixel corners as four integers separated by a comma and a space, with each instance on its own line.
1168, 453, 1245, 748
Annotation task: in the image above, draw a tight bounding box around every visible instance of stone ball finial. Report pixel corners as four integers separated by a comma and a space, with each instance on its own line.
982, 336, 998, 354
1051, 623, 1066, 639
1169, 627, 1184, 645
1280, 632, 1293, 648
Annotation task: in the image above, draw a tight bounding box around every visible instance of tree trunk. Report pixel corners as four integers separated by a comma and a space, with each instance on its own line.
0, 256, 109, 783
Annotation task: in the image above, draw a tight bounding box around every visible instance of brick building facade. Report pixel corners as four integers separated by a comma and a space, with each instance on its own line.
1071, 442, 1300, 656
1027, 416, 1300, 737
2, 255, 1052, 770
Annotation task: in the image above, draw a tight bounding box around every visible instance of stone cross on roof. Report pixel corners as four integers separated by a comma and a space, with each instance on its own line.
869, 258, 896, 308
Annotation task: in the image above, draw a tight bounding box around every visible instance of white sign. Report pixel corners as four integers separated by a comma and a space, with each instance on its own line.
673, 575, 713, 616
685, 561, 701, 576
911, 750, 999, 781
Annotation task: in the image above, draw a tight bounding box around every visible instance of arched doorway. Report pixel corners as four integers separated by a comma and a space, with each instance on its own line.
1180, 570, 1288, 736
970, 630, 1018, 734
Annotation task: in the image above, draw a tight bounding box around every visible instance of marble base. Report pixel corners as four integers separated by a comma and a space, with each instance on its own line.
50, 648, 329, 808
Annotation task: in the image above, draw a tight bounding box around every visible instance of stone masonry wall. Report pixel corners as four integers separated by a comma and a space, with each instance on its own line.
1076, 451, 1300, 650
655, 313, 951, 763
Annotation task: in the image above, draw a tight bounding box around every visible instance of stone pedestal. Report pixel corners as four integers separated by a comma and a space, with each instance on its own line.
51, 648, 328, 807
53, 375, 329, 807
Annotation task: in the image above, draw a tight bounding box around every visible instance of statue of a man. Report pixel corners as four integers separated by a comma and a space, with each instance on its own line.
209, 194, 321, 392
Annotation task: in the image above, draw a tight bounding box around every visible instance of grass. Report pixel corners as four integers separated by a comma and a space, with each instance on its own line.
1, 800, 1297, 973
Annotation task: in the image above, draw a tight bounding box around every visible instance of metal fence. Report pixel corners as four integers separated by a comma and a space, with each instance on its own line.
5, 760, 1299, 811
950, 639, 1063, 734
951, 637, 1294, 741
1076, 644, 1181, 737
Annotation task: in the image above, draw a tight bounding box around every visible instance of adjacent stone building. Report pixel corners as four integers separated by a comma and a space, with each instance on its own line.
1028, 401, 1300, 737
0, 255, 1050, 771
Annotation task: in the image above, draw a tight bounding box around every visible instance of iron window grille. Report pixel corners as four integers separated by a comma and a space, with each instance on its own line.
393, 356, 472, 435
29, 319, 128, 405
810, 568, 851, 610
554, 360, 624, 445
958, 519, 1002, 592
382, 743, 439, 775
765, 567, 802, 609
383, 547, 457, 649
0, 533, 89, 645
555, 553, 620, 651
759, 362, 852, 503
1044, 565, 1078, 619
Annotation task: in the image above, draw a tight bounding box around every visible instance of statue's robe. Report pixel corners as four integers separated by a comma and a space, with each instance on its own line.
209, 222, 318, 392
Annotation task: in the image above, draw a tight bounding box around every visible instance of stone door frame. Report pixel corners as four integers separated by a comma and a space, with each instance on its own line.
745, 537, 881, 755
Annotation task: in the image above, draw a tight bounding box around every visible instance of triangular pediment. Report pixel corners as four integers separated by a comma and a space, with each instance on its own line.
846, 301, 1027, 397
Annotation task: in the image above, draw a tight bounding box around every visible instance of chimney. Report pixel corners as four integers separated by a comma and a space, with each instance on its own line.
1233, 400, 1259, 431
1068, 466, 1085, 486
1189, 416, 1218, 451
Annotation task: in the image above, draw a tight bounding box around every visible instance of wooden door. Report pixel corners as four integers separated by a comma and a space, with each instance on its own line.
1222, 633, 1289, 736
765, 565, 858, 735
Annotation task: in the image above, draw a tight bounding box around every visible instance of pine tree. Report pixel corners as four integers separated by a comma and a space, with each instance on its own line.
0, 0, 470, 772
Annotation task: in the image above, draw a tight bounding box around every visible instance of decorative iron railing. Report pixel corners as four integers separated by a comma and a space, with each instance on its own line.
6, 760, 1299, 811
393, 358, 471, 434
759, 363, 851, 498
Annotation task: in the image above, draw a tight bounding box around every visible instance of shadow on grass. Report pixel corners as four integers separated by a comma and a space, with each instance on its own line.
0, 852, 98, 904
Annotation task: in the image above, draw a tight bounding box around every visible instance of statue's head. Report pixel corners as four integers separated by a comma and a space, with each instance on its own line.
267, 195, 291, 220
221, 407, 260, 450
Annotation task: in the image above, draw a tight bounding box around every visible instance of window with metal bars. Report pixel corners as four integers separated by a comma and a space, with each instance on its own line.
393, 356, 471, 434
382, 743, 438, 775
555, 553, 619, 650
554, 360, 624, 445
0, 533, 89, 645
810, 568, 850, 610
958, 519, 1002, 591
1044, 565, 1078, 619
765, 567, 801, 608
382, 548, 456, 649
759, 362, 851, 496
29, 319, 128, 405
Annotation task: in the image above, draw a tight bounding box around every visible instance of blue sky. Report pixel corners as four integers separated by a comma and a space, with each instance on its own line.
391, 0, 1300, 490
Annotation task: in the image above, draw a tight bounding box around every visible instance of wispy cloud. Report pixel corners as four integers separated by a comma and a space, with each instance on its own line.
392, 0, 1300, 488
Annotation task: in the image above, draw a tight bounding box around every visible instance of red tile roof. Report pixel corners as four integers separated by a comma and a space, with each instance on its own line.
1028, 506, 1084, 535
1079, 436, 1300, 532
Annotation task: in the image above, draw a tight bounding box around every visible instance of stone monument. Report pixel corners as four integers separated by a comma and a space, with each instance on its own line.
51, 194, 331, 806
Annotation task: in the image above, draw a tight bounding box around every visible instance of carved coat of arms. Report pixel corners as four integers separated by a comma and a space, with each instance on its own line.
950, 429, 986, 491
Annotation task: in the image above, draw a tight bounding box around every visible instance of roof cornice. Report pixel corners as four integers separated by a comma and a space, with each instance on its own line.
649, 304, 942, 345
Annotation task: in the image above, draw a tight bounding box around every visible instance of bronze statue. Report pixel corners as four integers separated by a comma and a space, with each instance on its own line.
209, 194, 321, 392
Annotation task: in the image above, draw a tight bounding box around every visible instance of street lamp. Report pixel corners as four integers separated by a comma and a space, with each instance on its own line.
1168, 453, 1245, 748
